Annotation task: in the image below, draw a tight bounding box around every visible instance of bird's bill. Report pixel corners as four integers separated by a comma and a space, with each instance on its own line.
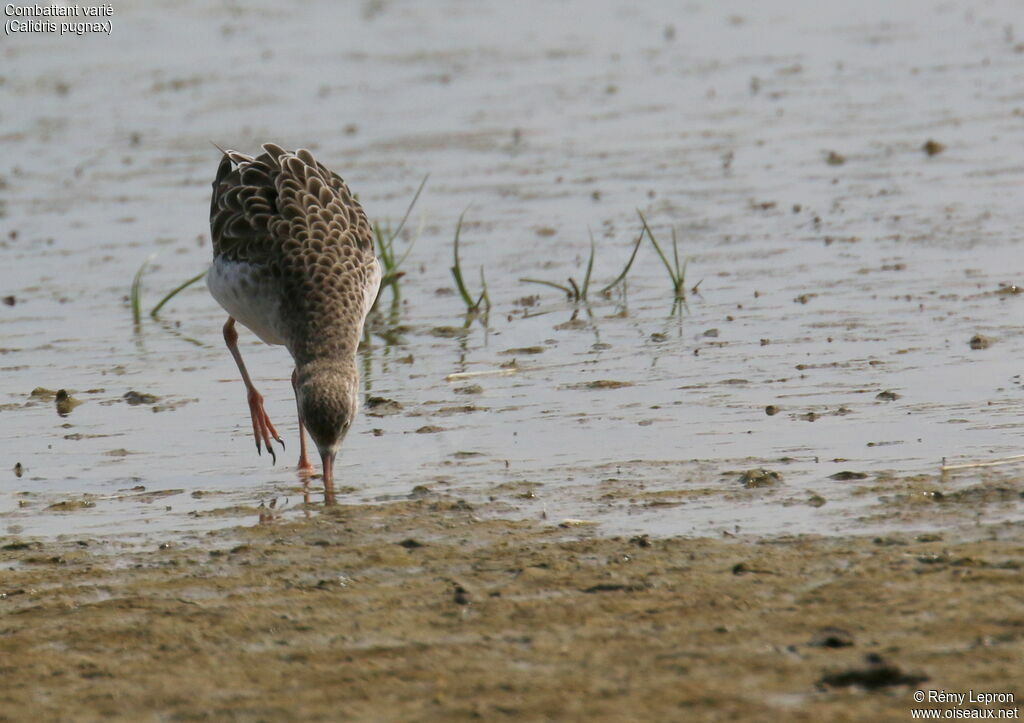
321, 451, 336, 505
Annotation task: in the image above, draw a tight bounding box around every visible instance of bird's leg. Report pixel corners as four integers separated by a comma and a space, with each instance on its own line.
223, 317, 284, 463
291, 368, 315, 475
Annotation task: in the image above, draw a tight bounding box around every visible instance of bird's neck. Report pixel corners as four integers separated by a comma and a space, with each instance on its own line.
294, 357, 358, 388
287, 318, 365, 368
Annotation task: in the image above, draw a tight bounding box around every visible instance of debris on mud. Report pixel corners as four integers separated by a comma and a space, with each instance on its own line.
429, 326, 467, 338
568, 380, 634, 390
29, 387, 58, 400
829, 471, 869, 481
969, 333, 994, 349
365, 396, 403, 416
434, 404, 485, 416
808, 627, 855, 648
559, 518, 598, 527
124, 390, 160, 405
54, 389, 81, 417
825, 150, 846, 165
414, 425, 444, 434
45, 498, 97, 511
500, 346, 545, 355
553, 318, 589, 331
739, 469, 783, 488
818, 654, 927, 690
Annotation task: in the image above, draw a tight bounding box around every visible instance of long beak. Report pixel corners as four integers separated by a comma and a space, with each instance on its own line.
321, 451, 336, 505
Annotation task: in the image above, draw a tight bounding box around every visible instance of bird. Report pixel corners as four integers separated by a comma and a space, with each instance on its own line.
207, 143, 381, 504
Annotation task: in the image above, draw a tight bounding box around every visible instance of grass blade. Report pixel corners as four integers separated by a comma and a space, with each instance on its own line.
150, 269, 207, 319
374, 221, 394, 270
581, 230, 596, 300
672, 227, 681, 283
388, 173, 429, 244
599, 229, 643, 295
476, 265, 491, 312
520, 278, 574, 296
637, 209, 677, 285
450, 208, 476, 309
130, 256, 152, 326
392, 234, 419, 272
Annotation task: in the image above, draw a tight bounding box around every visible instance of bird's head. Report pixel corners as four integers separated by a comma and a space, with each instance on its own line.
294, 360, 359, 495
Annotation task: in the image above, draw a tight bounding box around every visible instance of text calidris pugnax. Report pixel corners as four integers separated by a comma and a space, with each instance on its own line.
207, 143, 381, 503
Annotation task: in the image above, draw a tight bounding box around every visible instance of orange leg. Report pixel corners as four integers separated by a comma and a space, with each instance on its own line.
223, 318, 283, 462
291, 368, 315, 475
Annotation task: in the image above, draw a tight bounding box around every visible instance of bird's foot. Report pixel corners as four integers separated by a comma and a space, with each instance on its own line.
296, 456, 316, 476
247, 388, 284, 463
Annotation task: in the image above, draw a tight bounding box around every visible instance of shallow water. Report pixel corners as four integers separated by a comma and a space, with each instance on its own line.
3, 0, 1024, 540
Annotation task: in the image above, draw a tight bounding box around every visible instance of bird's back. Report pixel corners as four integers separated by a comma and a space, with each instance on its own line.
209, 143, 381, 361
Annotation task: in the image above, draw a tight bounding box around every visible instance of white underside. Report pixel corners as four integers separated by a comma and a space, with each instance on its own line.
363, 259, 383, 328
207, 258, 290, 346
207, 257, 383, 350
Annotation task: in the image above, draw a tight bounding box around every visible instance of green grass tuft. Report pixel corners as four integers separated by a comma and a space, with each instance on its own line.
521, 225, 642, 302
374, 174, 429, 304
637, 210, 687, 300
150, 270, 207, 319
449, 209, 490, 314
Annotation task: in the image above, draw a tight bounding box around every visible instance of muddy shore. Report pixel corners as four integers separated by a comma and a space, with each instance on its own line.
2, 497, 1021, 721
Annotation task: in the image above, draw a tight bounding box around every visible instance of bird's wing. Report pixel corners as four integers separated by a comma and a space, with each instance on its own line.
210, 143, 375, 268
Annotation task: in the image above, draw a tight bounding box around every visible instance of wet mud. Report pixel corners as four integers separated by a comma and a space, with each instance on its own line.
3, 500, 1023, 721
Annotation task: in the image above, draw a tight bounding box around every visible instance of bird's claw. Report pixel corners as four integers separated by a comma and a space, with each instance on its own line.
248, 390, 283, 466
266, 437, 284, 464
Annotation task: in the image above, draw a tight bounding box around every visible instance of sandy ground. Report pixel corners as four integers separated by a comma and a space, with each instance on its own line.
2, 496, 1022, 722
